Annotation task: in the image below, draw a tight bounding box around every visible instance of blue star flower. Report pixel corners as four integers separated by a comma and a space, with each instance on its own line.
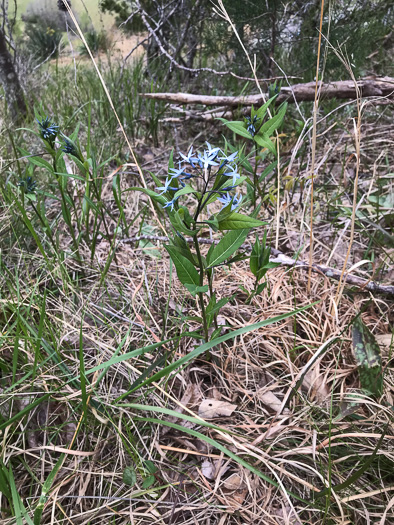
220, 151, 238, 163
217, 193, 233, 209
205, 142, 221, 157
223, 166, 240, 185
169, 163, 185, 179
163, 197, 179, 211
179, 146, 198, 167
198, 150, 219, 170
157, 177, 174, 194
231, 193, 243, 211
37, 117, 59, 141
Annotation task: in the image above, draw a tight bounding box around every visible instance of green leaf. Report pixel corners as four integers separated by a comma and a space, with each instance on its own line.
256, 282, 267, 294
352, 317, 383, 397
207, 229, 250, 267
256, 95, 278, 120
254, 134, 277, 156
168, 148, 174, 171
184, 284, 209, 296
210, 327, 223, 340
173, 184, 196, 200
223, 120, 253, 140
169, 210, 197, 236
122, 466, 137, 487
166, 243, 197, 267
127, 186, 167, 206
142, 475, 155, 489
250, 236, 261, 276
145, 460, 158, 474
218, 212, 266, 231
128, 303, 317, 392
164, 245, 200, 285
207, 295, 233, 316
258, 102, 287, 137
258, 161, 277, 183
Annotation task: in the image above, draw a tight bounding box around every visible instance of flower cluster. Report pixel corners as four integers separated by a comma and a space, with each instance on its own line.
157, 143, 243, 214
36, 117, 83, 162
37, 117, 59, 143
18, 176, 37, 194
245, 115, 261, 137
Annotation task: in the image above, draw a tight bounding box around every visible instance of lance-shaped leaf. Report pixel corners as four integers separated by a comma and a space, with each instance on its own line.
352, 317, 383, 397
184, 284, 209, 296
164, 245, 200, 286
206, 228, 250, 268
254, 134, 277, 156
218, 119, 252, 140
218, 212, 266, 231
257, 102, 287, 137
256, 94, 278, 120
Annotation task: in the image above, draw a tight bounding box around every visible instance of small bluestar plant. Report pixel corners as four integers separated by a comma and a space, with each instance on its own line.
132, 142, 270, 354
15, 111, 114, 263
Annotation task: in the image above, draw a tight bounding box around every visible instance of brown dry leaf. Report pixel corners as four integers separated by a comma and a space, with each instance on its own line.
217, 470, 253, 512
302, 365, 329, 403
201, 459, 230, 480
161, 383, 202, 435
375, 334, 393, 354
257, 390, 291, 415
223, 472, 243, 490
198, 399, 237, 418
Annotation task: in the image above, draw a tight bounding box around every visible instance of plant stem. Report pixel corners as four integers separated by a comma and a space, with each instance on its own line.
193, 233, 209, 356
253, 143, 258, 209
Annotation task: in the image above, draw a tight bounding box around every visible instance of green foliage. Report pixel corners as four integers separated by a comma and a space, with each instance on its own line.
352, 316, 384, 397
25, 22, 64, 61
122, 466, 137, 487
79, 27, 111, 56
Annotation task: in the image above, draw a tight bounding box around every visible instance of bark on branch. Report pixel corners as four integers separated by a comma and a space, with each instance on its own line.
141, 77, 394, 106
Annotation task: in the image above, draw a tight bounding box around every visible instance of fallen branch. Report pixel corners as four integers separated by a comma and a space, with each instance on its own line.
141, 77, 394, 106
120, 235, 394, 296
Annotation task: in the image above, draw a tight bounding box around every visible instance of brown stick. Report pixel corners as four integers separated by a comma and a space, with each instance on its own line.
120, 235, 394, 296
141, 77, 394, 106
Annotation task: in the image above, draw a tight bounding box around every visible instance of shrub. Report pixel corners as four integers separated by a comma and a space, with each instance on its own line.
79, 28, 111, 56
25, 22, 64, 62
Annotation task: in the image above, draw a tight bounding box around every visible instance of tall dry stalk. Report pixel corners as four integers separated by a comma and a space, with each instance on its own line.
307, 0, 325, 293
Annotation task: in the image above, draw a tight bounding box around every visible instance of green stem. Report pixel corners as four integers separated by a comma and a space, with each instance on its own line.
53, 157, 82, 262
193, 233, 209, 357
31, 201, 58, 255
208, 271, 219, 330
253, 143, 258, 209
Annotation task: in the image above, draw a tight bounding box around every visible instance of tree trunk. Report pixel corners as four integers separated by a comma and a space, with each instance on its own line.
0, 28, 26, 122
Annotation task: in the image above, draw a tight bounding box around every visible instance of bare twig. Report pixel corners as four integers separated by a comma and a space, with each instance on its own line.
140, 78, 394, 106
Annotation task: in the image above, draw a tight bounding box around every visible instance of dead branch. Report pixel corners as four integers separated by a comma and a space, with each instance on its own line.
120, 235, 394, 296
141, 77, 394, 106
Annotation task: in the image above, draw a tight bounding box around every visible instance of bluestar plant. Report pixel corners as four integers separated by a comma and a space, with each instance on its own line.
131, 143, 269, 355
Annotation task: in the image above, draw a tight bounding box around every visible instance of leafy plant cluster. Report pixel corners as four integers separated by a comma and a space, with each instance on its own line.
129, 98, 287, 353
